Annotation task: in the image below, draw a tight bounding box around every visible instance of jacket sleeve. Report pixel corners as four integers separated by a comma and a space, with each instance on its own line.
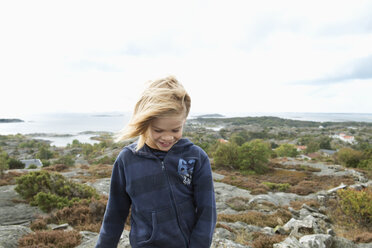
96, 155, 131, 248
189, 154, 217, 248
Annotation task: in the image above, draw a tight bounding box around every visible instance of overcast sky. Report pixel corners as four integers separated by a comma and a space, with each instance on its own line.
1, 0, 372, 117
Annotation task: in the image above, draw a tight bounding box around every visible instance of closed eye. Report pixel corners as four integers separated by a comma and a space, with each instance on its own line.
172, 129, 180, 133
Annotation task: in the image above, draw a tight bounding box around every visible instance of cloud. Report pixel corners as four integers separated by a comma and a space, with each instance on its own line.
294, 55, 372, 85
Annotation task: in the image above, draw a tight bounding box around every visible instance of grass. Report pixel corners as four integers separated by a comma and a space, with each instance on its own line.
216, 162, 355, 195
218, 208, 292, 228
0, 171, 26, 186
73, 164, 113, 182
216, 223, 286, 247
289, 199, 320, 210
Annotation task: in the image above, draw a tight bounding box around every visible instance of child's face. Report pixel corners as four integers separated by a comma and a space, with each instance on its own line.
146, 114, 186, 151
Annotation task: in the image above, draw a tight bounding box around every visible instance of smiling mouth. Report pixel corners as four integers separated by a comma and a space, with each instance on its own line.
159, 141, 172, 147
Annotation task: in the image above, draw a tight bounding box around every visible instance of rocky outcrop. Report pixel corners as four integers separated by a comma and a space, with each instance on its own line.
76, 230, 131, 248
1, 162, 371, 248
0, 225, 32, 248
0, 185, 41, 226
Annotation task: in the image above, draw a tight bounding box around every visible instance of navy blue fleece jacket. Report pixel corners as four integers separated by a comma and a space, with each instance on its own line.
96, 138, 217, 248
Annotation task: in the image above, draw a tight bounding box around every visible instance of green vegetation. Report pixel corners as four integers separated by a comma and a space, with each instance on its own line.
275, 144, 298, 157
0, 150, 9, 177
8, 158, 25, 169
36, 146, 54, 160
262, 182, 290, 192
15, 171, 98, 212
335, 147, 372, 170
214, 139, 271, 174
28, 164, 38, 169
238, 140, 271, 174
337, 187, 372, 228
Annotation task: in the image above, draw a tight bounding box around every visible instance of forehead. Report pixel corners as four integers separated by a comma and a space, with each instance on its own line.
150, 115, 185, 129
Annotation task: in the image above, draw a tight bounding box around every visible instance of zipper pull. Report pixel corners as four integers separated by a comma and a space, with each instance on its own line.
161, 161, 165, 171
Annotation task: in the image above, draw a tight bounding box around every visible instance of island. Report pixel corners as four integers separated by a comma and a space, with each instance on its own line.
0, 119, 24, 123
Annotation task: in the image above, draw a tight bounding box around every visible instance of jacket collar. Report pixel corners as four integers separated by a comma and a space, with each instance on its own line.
127, 138, 193, 158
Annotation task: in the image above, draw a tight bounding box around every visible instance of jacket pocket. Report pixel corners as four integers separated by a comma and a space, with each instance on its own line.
133, 207, 186, 247
130, 210, 157, 246
137, 212, 157, 246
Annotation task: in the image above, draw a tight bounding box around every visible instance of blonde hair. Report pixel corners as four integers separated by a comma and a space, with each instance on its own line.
116, 76, 191, 150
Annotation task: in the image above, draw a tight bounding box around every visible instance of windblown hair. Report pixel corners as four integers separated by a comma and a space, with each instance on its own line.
116, 76, 191, 150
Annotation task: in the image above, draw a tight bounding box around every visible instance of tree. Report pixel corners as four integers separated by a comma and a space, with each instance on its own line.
275, 144, 298, 157
238, 139, 271, 174
306, 140, 320, 153
319, 136, 332, 150
8, 158, 25, 169
213, 142, 239, 169
36, 146, 54, 160
336, 148, 363, 168
0, 151, 9, 177
230, 132, 246, 146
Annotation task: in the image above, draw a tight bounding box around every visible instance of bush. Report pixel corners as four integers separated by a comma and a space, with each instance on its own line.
8, 158, 25, 169
262, 182, 290, 192
93, 155, 115, 165
275, 144, 298, 157
30, 218, 48, 231
28, 164, 38, 169
18, 230, 81, 248
238, 139, 271, 174
0, 151, 9, 177
336, 148, 363, 168
15, 171, 98, 212
213, 142, 239, 169
48, 196, 107, 232
36, 146, 54, 160
337, 187, 372, 227
31, 192, 78, 212
54, 155, 74, 166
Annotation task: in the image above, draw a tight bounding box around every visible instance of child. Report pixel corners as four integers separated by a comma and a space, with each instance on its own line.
96, 76, 217, 248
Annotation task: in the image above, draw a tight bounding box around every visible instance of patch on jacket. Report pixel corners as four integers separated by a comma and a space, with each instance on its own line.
177, 158, 195, 185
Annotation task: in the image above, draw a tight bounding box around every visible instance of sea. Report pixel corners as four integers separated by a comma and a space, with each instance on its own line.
1, 112, 371, 147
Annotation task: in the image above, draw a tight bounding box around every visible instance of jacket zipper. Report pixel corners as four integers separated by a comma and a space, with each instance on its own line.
161, 160, 189, 248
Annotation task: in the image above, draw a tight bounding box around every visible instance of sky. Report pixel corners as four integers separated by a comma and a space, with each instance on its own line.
1, 0, 372, 118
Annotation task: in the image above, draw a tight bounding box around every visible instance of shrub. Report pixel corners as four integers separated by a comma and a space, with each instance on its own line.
18, 230, 81, 248
337, 187, 372, 227
251, 232, 286, 248
238, 139, 271, 174
36, 146, 54, 160
213, 142, 240, 169
28, 164, 38, 169
291, 181, 319, 195
93, 155, 115, 165
30, 218, 48, 231
8, 158, 25, 169
0, 151, 9, 177
336, 148, 363, 168
48, 196, 107, 232
54, 155, 74, 166
15, 171, 98, 212
42, 164, 68, 172
262, 182, 290, 192
275, 144, 298, 157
